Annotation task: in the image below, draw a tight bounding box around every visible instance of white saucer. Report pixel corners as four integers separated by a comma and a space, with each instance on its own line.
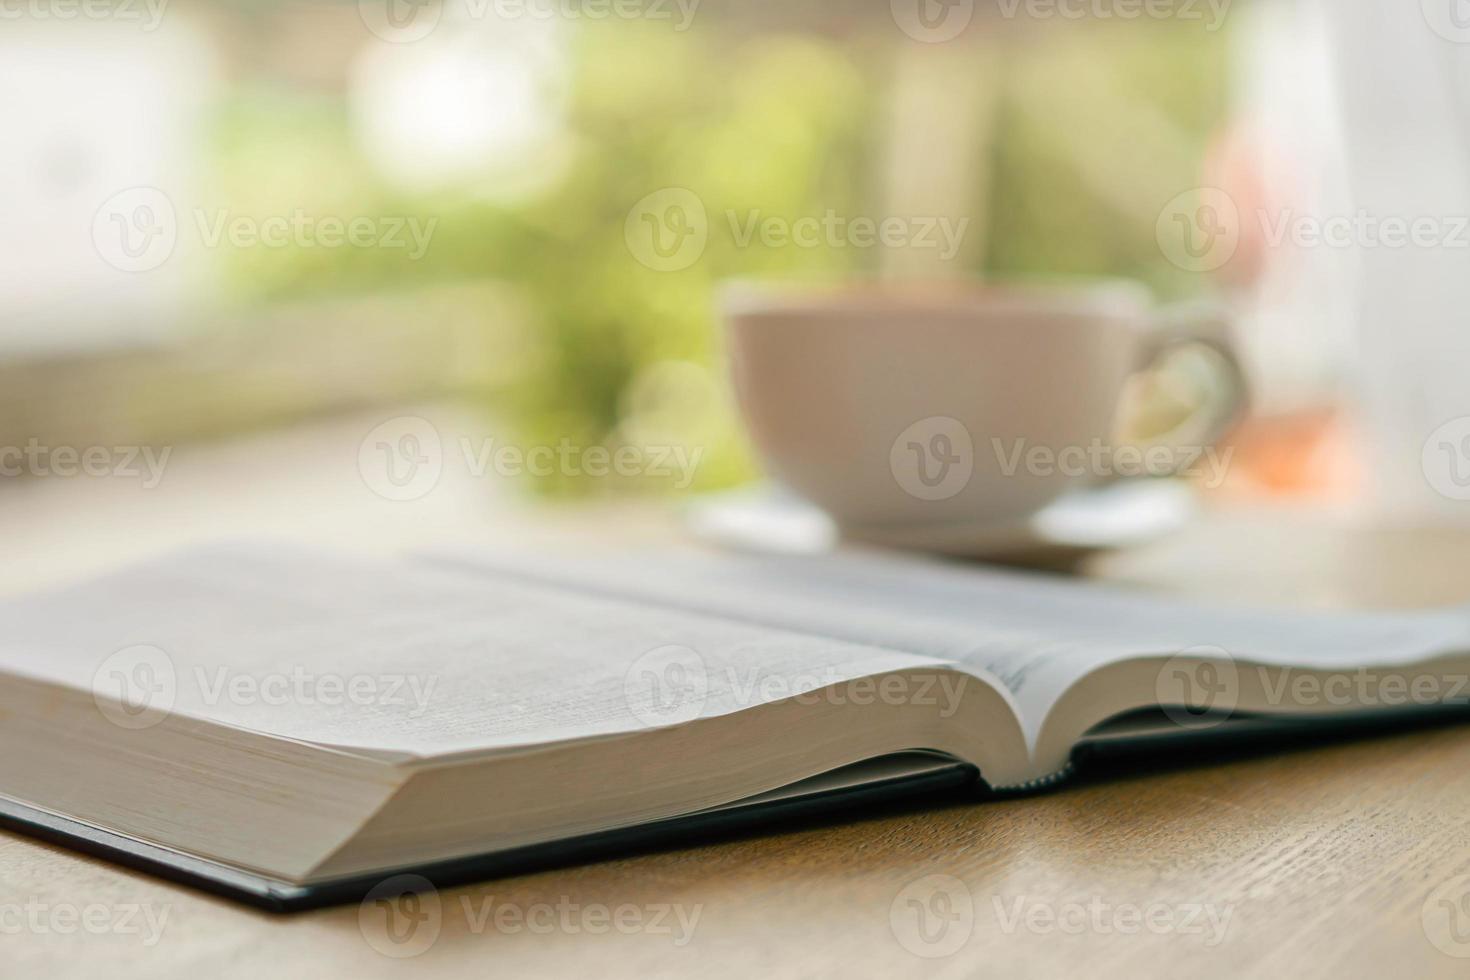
684, 480, 1196, 563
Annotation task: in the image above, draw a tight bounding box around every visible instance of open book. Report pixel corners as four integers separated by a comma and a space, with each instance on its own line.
3, 543, 1469, 909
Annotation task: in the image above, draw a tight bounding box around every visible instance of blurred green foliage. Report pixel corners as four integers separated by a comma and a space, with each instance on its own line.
985, 21, 1229, 297
205, 18, 1227, 497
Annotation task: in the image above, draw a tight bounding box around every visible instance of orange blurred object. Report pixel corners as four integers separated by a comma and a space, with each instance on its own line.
1209, 408, 1363, 503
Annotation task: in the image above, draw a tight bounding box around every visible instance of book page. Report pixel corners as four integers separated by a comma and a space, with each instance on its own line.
427, 545, 1470, 746
0, 544, 951, 758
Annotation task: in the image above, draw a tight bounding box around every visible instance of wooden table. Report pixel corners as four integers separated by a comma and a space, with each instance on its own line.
6, 407, 1470, 979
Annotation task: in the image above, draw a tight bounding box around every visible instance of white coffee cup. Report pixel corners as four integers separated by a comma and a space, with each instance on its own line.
721, 280, 1244, 531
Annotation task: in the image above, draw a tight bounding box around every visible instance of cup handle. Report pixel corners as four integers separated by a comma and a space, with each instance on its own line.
1120, 301, 1249, 460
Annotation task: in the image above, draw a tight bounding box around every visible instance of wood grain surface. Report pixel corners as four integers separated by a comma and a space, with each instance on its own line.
4, 408, 1470, 979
